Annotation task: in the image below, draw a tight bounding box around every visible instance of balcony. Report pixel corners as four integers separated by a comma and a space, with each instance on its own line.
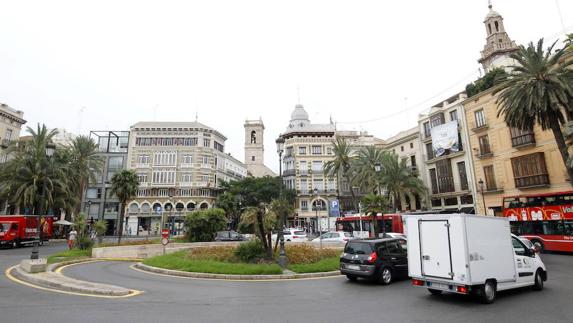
283, 169, 296, 177
511, 133, 536, 149
139, 182, 150, 187
179, 182, 194, 187
515, 174, 549, 189
136, 163, 150, 169
471, 124, 489, 133
180, 163, 193, 168
298, 190, 310, 195
201, 164, 212, 169
299, 169, 308, 176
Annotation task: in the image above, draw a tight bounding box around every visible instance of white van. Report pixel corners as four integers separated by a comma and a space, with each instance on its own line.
406, 214, 547, 304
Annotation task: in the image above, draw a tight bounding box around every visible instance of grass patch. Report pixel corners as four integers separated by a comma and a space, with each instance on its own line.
143, 251, 282, 275
288, 257, 340, 273
98, 239, 159, 248
47, 248, 92, 264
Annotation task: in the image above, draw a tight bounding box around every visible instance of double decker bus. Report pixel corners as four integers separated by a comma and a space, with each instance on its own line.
503, 190, 573, 252
335, 214, 405, 238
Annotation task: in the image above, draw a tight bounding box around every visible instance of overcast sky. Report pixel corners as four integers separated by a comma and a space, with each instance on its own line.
1, 0, 572, 172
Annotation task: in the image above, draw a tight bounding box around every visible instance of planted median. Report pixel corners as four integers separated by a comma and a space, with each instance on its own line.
142, 242, 341, 275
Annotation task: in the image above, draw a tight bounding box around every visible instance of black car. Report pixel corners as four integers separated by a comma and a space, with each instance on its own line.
214, 231, 245, 241
340, 238, 408, 284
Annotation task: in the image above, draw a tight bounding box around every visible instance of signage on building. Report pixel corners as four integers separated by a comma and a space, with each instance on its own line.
431, 120, 459, 157
329, 199, 340, 217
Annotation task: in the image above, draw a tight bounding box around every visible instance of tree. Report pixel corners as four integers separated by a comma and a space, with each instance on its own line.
72, 212, 93, 250
0, 124, 73, 216
379, 153, 427, 212
216, 191, 240, 229
69, 136, 104, 217
465, 67, 508, 98
494, 39, 573, 183
351, 146, 385, 195
239, 204, 278, 259
324, 137, 356, 212
361, 194, 389, 238
92, 219, 108, 245
270, 198, 294, 252
109, 170, 139, 245
184, 208, 227, 242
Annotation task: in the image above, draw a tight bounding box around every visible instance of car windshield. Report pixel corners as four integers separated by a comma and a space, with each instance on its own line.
344, 242, 373, 255
294, 231, 305, 235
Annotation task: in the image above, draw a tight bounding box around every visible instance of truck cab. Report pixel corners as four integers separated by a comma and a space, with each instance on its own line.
0, 221, 19, 248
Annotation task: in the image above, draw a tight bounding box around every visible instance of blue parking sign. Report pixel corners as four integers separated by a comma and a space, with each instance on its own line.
329, 199, 340, 217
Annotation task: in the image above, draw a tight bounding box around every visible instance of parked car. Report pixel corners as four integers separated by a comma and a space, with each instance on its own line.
340, 238, 408, 284
214, 231, 245, 242
312, 231, 353, 243
271, 229, 307, 242
376, 232, 407, 240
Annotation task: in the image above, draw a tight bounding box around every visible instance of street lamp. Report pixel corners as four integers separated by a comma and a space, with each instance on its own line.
314, 188, 323, 249
31, 142, 56, 260
478, 179, 487, 215
275, 136, 287, 269
374, 161, 386, 238
168, 193, 174, 236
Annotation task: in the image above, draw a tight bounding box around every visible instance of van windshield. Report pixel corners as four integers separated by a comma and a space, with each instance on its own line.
344, 242, 373, 255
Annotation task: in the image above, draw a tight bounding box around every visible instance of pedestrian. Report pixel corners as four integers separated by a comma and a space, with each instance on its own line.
68, 228, 78, 250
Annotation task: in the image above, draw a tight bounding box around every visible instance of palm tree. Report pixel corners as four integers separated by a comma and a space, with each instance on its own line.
70, 136, 104, 217
361, 194, 389, 238
324, 137, 355, 212
239, 204, 278, 259
494, 39, 573, 182
109, 170, 139, 245
380, 153, 427, 212
351, 146, 385, 195
0, 124, 72, 215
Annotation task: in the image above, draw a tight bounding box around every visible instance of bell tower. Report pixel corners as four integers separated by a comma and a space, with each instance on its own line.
244, 119, 276, 177
478, 1, 518, 72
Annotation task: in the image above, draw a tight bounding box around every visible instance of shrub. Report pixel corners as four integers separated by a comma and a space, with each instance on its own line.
283, 245, 341, 264
186, 246, 237, 262
77, 236, 94, 250
235, 240, 266, 263
184, 208, 228, 242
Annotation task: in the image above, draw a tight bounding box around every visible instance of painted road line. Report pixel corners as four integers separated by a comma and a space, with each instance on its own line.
4, 266, 144, 299
130, 263, 343, 282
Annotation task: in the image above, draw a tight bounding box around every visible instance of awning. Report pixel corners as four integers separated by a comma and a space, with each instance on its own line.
54, 219, 73, 226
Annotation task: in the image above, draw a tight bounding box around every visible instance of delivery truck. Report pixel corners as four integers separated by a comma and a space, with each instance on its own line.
0, 215, 53, 248
406, 214, 546, 304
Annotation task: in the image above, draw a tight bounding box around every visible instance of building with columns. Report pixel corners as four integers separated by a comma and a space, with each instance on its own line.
244, 119, 276, 177
124, 121, 246, 235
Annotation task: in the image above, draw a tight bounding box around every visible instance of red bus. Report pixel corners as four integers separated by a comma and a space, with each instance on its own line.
335, 214, 405, 238
503, 191, 573, 252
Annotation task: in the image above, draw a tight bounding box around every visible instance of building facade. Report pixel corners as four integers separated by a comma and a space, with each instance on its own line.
125, 121, 246, 235
418, 92, 478, 213
83, 131, 130, 234
478, 3, 518, 72
244, 119, 276, 177
0, 103, 26, 164
382, 126, 426, 211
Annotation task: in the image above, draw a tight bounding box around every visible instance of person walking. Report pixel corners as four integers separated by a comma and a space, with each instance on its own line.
68, 228, 77, 250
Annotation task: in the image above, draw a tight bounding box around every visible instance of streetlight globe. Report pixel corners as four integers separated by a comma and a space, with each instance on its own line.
374, 161, 381, 173
45, 143, 56, 157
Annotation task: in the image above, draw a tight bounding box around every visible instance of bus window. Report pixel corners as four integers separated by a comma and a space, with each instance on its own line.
505, 197, 525, 208
521, 221, 544, 235
543, 221, 564, 235
526, 197, 547, 207
564, 221, 573, 236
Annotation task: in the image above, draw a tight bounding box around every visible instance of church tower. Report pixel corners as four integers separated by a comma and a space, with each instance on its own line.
244, 119, 276, 177
478, 1, 519, 72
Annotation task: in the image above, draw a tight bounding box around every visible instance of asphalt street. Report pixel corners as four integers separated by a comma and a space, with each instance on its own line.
1, 244, 572, 323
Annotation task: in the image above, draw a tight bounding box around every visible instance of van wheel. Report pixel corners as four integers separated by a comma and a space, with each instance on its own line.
533, 270, 544, 291
379, 267, 393, 285
428, 289, 443, 296
346, 275, 358, 282
479, 281, 497, 304
532, 240, 544, 253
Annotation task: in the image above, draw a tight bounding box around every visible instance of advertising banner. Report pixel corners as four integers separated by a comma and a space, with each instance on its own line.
431, 120, 459, 157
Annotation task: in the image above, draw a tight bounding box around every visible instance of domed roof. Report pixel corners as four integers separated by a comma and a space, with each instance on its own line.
485, 9, 501, 19
290, 104, 309, 121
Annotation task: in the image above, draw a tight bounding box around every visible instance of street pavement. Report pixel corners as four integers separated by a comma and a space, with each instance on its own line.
1, 244, 572, 323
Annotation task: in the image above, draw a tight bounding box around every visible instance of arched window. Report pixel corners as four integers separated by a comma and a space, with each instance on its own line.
494, 21, 499, 32
152, 203, 162, 213
312, 199, 326, 211
141, 203, 151, 213
129, 203, 139, 213
487, 24, 492, 35
186, 202, 196, 212
250, 131, 257, 144
175, 203, 184, 212
164, 203, 173, 212
200, 202, 209, 209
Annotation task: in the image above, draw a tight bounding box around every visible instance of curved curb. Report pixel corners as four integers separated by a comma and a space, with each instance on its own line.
6, 259, 143, 298
133, 262, 342, 281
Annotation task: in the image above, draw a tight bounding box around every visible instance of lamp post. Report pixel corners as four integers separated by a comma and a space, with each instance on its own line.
314, 188, 323, 249
374, 161, 386, 238
31, 143, 56, 260
168, 193, 174, 236
478, 179, 487, 215
275, 136, 287, 269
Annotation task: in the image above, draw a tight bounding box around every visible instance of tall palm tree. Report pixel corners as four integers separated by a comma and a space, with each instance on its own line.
0, 124, 72, 215
361, 193, 389, 237
109, 170, 139, 244
70, 136, 104, 216
380, 153, 427, 212
494, 38, 573, 182
351, 146, 385, 195
323, 137, 355, 211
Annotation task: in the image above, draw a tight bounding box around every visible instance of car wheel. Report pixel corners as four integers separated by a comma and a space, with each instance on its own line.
533, 269, 544, 291
531, 240, 544, 253
479, 280, 497, 304
379, 267, 393, 285
346, 275, 358, 282
428, 289, 443, 296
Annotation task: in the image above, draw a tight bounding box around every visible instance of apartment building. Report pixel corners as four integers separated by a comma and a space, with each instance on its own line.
0, 103, 26, 164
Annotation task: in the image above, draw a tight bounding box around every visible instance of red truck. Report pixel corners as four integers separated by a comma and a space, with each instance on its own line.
0, 215, 54, 248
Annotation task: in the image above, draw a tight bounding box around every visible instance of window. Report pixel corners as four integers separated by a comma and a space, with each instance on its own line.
425, 143, 434, 160
429, 169, 438, 194
401, 146, 404, 152
484, 165, 497, 191
182, 154, 193, 164
512, 237, 527, 256
312, 161, 323, 173
311, 146, 322, 155
250, 131, 256, 144
457, 162, 468, 190
410, 155, 417, 167
138, 155, 150, 164
86, 188, 101, 199
214, 141, 224, 152
152, 170, 176, 184
511, 152, 549, 188
436, 159, 454, 193
300, 200, 308, 211
181, 173, 193, 183
251, 156, 255, 161
299, 147, 307, 155
475, 110, 486, 128
5, 129, 13, 141
137, 173, 148, 183
327, 147, 333, 155
449, 110, 458, 121
312, 179, 323, 191
327, 179, 336, 191
478, 135, 491, 155
510, 127, 535, 147
154, 151, 177, 166
429, 113, 445, 128
300, 179, 308, 193
202, 156, 209, 164
423, 122, 431, 138
299, 161, 307, 175
410, 142, 414, 149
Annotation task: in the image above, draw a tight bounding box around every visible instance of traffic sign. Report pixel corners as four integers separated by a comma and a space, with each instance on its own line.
161, 237, 169, 246
161, 229, 170, 239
